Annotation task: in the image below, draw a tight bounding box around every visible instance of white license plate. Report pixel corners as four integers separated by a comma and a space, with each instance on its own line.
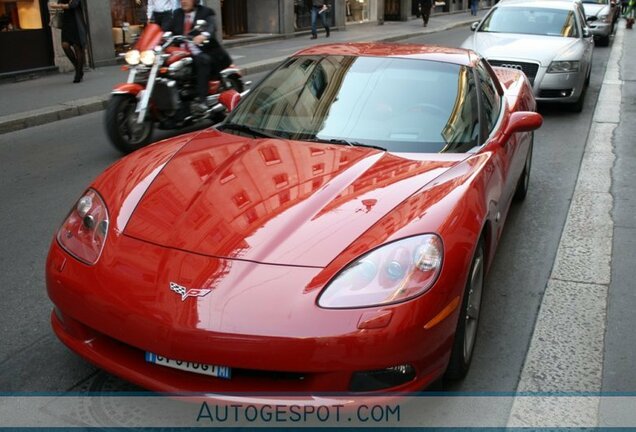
145, 352, 231, 379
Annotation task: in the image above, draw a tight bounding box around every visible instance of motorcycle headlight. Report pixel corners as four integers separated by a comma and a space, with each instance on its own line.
125, 49, 140, 66
57, 189, 109, 265
317, 234, 443, 309
140, 50, 156, 66
547, 61, 580, 73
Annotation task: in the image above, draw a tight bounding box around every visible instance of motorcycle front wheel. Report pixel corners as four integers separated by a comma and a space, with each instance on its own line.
105, 94, 154, 154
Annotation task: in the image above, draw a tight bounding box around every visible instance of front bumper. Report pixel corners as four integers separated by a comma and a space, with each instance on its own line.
588, 20, 612, 38
46, 235, 459, 396
533, 66, 587, 103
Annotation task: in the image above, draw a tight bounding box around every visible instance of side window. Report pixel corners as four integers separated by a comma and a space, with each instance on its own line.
441, 66, 480, 152
475, 60, 501, 137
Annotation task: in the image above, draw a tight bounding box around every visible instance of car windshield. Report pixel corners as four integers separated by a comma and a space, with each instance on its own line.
222, 55, 480, 153
479, 7, 580, 37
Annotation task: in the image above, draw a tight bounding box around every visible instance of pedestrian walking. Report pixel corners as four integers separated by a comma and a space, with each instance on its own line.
470, 0, 479, 16
625, 0, 636, 28
147, 0, 175, 30
310, 0, 330, 39
418, 0, 433, 26
49, 0, 87, 83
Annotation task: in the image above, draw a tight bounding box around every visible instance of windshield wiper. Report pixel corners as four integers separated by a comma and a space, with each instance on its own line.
220, 123, 279, 139
305, 137, 386, 152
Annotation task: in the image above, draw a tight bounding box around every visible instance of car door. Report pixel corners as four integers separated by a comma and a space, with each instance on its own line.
575, 4, 595, 74
475, 60, 522, 210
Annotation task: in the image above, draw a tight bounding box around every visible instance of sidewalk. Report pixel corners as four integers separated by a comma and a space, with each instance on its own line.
0, 11, 484, 135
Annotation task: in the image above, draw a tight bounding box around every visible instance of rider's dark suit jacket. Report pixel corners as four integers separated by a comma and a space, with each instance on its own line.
168, 6, 231, 72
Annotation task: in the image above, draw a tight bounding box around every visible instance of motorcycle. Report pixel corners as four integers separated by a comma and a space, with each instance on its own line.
105, 23, 248, 154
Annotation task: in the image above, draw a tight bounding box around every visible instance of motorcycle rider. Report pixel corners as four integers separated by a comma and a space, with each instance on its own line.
166, 0, 232, 113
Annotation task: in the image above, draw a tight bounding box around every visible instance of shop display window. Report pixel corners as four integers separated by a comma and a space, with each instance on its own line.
1, 0, 43, 31
110, 0, 146, 52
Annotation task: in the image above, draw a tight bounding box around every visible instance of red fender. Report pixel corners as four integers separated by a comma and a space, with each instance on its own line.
112, 83, 144, 96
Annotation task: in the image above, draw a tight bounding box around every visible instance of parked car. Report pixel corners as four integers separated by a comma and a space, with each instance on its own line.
581, 0, 620, 46
462, 0, 594, 112
46, 43, 542, 399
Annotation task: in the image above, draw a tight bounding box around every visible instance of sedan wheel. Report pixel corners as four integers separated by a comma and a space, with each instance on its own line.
445, 238, 485, 380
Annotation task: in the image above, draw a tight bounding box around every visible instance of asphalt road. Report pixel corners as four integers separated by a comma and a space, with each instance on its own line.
0, 26, 613, 394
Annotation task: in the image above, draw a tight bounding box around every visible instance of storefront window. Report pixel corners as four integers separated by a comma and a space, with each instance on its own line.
110, 0, 147, 52
1, 0, 43, 31
346, 0, 376, 23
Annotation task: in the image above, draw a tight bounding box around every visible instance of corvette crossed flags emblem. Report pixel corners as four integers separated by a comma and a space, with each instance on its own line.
169, 282, 212, 301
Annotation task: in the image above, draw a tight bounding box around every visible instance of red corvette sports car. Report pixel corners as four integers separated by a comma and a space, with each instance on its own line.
47, 43, 542, 397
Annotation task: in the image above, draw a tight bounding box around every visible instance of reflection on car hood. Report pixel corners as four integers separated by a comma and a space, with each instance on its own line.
583, 3, 609, 16
466, 32, 581, 66
123, 129, 463, 267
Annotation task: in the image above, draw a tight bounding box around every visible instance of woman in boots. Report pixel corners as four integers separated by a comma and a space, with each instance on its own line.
50, 0, 87, 83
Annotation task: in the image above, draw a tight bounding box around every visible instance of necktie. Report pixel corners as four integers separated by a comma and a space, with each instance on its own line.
184, 14, 192, 34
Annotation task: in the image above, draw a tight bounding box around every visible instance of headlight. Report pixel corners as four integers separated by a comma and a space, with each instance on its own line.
599, 14, 610, 22
140, 50, 156, 66
317, 234, 443, 309
57, 189, 109, 265
125, 49, 140, 66
547, 61, 580, 73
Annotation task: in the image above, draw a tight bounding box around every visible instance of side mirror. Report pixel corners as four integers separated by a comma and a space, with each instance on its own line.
471, 21, 479, 31
219, 89, 241, 112
502, 111, 543, 142
582, 27, 592, 38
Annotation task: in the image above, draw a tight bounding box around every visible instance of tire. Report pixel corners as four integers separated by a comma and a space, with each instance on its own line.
513, 134, 533, 202
597, 34, 610, 47
569, 80, 587, 113
105, 94, 154, 154
445, 237, 485, 381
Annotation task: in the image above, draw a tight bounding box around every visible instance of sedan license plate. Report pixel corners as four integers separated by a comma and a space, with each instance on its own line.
145, 352, 231, 379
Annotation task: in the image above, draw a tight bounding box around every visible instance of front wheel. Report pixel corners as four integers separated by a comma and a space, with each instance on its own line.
445, 237, 485, 381
105, 94, 154, 154
513, 134, 533, 202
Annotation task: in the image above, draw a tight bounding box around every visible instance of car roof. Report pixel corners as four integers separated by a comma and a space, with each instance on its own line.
293, 43, 477, 67
496, 0, 579, 9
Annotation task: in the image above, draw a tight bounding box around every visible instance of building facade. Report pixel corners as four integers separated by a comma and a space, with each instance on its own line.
1, 0, 488, 77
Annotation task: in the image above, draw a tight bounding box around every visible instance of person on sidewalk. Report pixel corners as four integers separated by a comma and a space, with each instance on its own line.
49, 0, 87, 83
470, 0, 479, 16
147, 0, 175, 30
310, 0, 330, 40
624, 0, 635, 28
417, 0, 433, 27
166, 0, 232, 112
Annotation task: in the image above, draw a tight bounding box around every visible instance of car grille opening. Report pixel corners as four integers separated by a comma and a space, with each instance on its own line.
539, 89, 574, 98
488, 60, 540, 85
349, 365, 416, 392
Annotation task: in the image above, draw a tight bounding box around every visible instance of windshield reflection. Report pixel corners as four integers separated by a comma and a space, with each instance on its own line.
224, 55, 479, 153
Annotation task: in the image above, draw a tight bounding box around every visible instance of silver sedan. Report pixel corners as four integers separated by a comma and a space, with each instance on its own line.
582, 0, 619, 46
461, 0, 594, 112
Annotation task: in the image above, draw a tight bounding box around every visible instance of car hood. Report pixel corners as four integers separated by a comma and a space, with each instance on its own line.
582, 3, 609, 16
465, 32, 580, 66
123, 129, 463, 267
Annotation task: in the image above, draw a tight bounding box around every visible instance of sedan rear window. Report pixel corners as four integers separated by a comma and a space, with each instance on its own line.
224, 55, 480, 153
480, 7, 580, 38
